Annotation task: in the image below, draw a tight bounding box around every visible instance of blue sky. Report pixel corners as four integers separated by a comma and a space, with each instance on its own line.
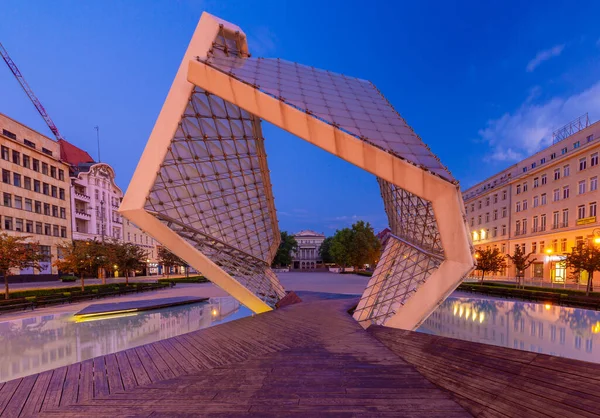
2, 1, 600, 235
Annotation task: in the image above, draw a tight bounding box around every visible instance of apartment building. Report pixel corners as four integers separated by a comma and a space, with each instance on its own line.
0, 113, 72, 277
123, 219, 159, 275
463, 117, 600, 284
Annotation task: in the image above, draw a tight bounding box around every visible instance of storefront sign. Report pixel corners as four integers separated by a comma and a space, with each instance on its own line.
576, 216, 597, 225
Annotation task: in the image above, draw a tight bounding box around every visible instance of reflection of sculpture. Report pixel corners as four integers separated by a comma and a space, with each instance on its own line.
119, 13, 474, 329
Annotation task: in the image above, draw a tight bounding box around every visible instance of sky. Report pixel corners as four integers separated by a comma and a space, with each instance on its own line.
2, 0, 600, 235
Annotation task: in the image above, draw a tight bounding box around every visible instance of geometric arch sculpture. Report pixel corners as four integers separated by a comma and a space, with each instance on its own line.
120, 12, 475, 329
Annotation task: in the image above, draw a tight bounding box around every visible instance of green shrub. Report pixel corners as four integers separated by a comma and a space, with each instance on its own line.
157, 276, 208, 284
62, 292, 71, 297
60, 275, 77, 282
25, 296, 36, 302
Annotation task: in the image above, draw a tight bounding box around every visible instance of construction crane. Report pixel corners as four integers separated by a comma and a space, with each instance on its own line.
0, 41, 65, 141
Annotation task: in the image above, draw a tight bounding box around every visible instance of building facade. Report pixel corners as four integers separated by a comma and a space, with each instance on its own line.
70, 163, 124, 242
123, 219, 159, 275
291, 230, 325, 270
463, 117, 600, 284
0, 113, 72, 276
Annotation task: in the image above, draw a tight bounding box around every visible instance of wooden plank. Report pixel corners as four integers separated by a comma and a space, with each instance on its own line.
143, 344, 176, 380
125, 349, 151, 387
134, 346, 163, 383
58, 363, 80, 406
40, 366, 67, 410
92, 357, 110, 398
0, 378, 22, 416
153, 340, 187, 377
18, 370, 53, 417
2, 374, 37, 417
114, 351, 137, 391
77, 359, 94, 402
104, 354, 125, 394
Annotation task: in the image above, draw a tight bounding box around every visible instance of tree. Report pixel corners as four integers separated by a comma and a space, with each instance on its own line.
475, 248, 507, 283
158, 247, 185, 278
112, 242, 148, 285
319, 237, 334, 264
54, 240, 96, 292
271, 231, 298, 267
0, 233, 46, 299
349, 221, 380, 269
506, 245, 536, 288
330, 228, 354, 269
565, 243, 600, 295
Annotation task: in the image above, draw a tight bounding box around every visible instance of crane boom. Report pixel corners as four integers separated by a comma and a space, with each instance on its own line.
0, 42, 64, 141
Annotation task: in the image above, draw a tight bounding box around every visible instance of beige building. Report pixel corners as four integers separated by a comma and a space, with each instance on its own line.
463, 117, 600, 284
123, 219, 159, 275
291, 230, 325, 270
0, 113, 72, 277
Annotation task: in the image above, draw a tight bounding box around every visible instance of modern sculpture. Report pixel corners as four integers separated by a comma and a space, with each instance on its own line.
119, 12, 474, 330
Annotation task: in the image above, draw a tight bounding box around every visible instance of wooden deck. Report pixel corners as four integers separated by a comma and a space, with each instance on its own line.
0, 293, 598, 417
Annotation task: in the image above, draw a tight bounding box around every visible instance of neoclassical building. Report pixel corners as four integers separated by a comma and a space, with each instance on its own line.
291, 230, 325, 270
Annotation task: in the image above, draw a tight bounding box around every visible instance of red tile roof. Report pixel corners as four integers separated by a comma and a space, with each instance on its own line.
58, 139, 95, 166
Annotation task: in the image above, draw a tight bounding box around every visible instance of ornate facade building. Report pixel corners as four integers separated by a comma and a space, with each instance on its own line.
291, 230, 325, 270
0, 113, 72, 277
463, 116, 600, 284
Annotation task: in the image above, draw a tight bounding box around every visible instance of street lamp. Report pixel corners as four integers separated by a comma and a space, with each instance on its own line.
545, 248, 552, 254
593, 228, 600, 245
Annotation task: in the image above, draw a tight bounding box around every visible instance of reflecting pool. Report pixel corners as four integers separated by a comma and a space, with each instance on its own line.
418, 294, 600, 364
0, 297, 251, 383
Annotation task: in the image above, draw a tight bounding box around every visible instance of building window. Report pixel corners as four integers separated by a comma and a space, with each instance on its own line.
478, 200, 482, 209
52, 225, 59, 237
471, 204, 474, 213
563, 165, 570, 177
523, 167, 528, 173
523, 200, 528, 210
579, 158, 587, 171
578, 180, 586, 195
50, 166, 57, 178
515, 221, 521, 235
470, 218, 474, 226
554, 169, 560, 181
574, 141, 580, 149
502, 207, 507, 218
522, 218, 527, 234
2, 169, 10, 184
578, 205, 585, 220
22, 155, 30, 168
552, 211, 559, 229
59, 188, 65, 200
493, 194, 498, 204
493, 227, 498, 237
41, 162, 49, 175
540, 214, 546, 231
517, 185, 521, 194
562, 209, 569, 227
24, 176, 31, 190
51, 186, 57, 198
14, 196, 22, 209
516, 202, 521, 212
540, 241, 545, 253
493, 209, 498, 220
551, 152, 556, 160
532, 242, 537, 253
52, 205, 58, 217
61, 227, 67, 238
32, 159, 39, 172
24, 198, 32, 212
560, 239, 567, 252
502, 225, 507, 236
531, 162, 537, 169
4, 217, 13, 230
590, 202, 597, 218
540, 158, 546, 164
541, 174, 547, 185
26, 220, 33, 233
533, 178, 539, 188
541, 193, 547, 205
502, 190, 507, 200
60, 207, 66, 219
552, 239, 558, 252
591, 177, 598, 192
35, 222, 42, 234
13, 173, 21, 187
0, 146, 10, 160
42, 183, 49, 195
553, 189, 560, 201
486, 197, 490, 206
533, 196, 539, 207
33, 180, 40, 193
11, 150, 20, 165
485, 212, 490, 222
58, 169, 65, 181
533, 216, 538, 232
3, 193, 11, 207
44, 224, 51, 236
43, 203, 50, 216
563, 186, 570, 199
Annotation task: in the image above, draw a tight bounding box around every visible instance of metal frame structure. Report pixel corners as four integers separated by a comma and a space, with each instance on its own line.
120, 12, 475, 329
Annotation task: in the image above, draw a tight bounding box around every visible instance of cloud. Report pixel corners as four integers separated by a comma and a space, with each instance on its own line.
526, 44, 565, 72
247, 26, 277, 56
480, 81, 600, 162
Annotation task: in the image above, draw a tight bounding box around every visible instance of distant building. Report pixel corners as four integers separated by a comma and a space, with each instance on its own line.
0, 113, 72, 277
376, 228, 392, 247
463, 115, 600, 284
123, 219, 159, 275
291, 230, 325, 270
69, 162, 125, 242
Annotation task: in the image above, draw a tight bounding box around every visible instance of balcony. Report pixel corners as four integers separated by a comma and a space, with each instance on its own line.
74, 192, 90, 202
75, 210, 91, 219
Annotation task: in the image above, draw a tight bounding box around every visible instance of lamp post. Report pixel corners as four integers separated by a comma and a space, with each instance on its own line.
593, 228, 600, 245
146, 259, 151, 277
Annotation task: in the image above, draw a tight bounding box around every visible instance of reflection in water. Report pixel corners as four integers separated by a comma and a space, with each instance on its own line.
0, 297, 249, 383
418, 295, 600, 364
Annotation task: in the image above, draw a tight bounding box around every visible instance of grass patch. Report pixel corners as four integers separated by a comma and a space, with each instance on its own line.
157, 275, 208, 284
